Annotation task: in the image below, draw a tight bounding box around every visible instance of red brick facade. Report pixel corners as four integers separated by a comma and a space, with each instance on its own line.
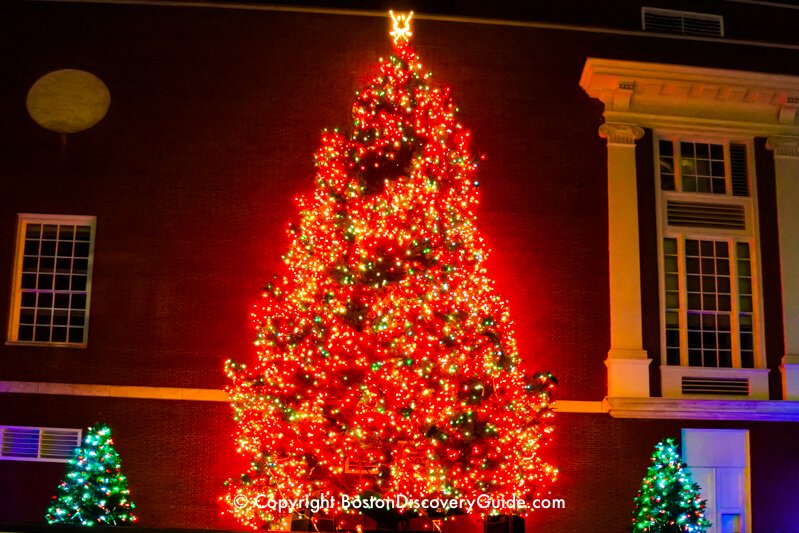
2, 2, 799, 532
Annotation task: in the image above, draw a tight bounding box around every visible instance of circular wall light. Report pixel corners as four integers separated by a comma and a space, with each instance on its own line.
26, 69, 110, 133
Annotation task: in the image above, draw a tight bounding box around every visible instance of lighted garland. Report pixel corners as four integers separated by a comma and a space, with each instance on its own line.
223, 18, 556, 529
631, 438, 710, 533
45, 423, 137, 526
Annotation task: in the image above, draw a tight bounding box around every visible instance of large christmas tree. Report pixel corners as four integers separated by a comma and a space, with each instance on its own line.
45, 422, 137, 526
224, 13, 556, 528
631, 438, 710, 533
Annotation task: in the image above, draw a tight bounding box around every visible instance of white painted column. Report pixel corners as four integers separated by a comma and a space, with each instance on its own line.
767, 136, 799, 400
599, 123, 651, 398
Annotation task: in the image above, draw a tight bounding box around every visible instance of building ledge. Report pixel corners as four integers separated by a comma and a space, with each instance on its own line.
604, 396, 799, 421
0, 380, 228, 402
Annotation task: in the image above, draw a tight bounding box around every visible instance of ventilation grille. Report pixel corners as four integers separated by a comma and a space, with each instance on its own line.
682, 376, 749, 396
730, 143, 749, 196
667, 201, 746, 230
643, 7, 724, 37
0, 426, 81, 462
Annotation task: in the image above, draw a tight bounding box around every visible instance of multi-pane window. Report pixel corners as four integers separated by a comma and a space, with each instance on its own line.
657, 137, 759, 369
8, 214, 95, 346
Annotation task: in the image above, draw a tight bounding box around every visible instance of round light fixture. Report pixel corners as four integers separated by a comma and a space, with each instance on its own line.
26, 69, 110, 134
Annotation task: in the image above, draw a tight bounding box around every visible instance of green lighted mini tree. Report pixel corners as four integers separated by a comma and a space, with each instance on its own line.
631, 438, 710, 533
45, 422, 137, 526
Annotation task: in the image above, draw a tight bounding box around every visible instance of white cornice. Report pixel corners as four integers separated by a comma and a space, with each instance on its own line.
605, 396, 799, 421
581, 58, 799, 136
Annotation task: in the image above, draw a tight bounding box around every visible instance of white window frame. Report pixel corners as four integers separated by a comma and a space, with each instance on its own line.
655, 133, 768, 398
0, 425, 82, 463
7, 214, 96, 348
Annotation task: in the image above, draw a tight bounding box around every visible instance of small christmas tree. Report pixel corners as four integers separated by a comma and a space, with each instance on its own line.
45, 422, 137, 526
223, 11, 556, 529
632, 438, 710, 533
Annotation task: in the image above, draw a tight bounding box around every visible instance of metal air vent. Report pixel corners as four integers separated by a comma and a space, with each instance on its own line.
643, 7, 724, 38
682, 376, 749, 396
667, 201, 745, 230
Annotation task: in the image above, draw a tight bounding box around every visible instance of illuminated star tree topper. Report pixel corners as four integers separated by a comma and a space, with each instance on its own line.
223, 11, 557, 529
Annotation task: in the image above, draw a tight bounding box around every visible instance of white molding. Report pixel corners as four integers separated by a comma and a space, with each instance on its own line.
661, 366, 770, 399
767, 135, 799, 158
581, 58, 799, 137
0, 380, 229, 402
605, 396, 799, 421
551, 400, 608, 413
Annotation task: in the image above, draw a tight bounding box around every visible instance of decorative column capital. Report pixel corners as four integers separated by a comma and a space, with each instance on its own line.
599, 123, 645, 146
766, 136, 799, 159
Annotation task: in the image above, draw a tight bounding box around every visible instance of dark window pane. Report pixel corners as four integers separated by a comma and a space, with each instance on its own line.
739, 296, 751, 312
667, 348, 680, 366
52, 310, 68, 326
738, 261, 751, 276
68, 328, 83, 343
661, 174, 675, 191
687, 275, 700, 292
718, 294, 731, 311
75, 226, 92, 242
741, 351, 754, 369
34, 327, 50, 342
21, 292, 36, 307
19, 308, 35, 325
56, 241, 73, 257
718, 332, 731, 349
688, 312, 701, 328
703, 294, 716, 310
702, 332, 717, 348
17, 325, 34, 341
718, 277, 731, 293
683, 175, 697, 191
71, 276, 87, 291
38, 293, 53, 308
58, 225, 75, 240
51, 327, 67, 342
42, 225, 58, 239
681, 142, 694, 157
703, 351, 718, 368
711, 144, 724, 159
688, 293, 702, 309
712, 161, 725, 176
71, 294, 87, 310
664, 256, 678, 272
73, 258, 88, 273
718, 350, 732, 367
23, 240, 39, 255
35, 310, 51, 325
54, 294, 70, 309
55, 258, 71, 273
25, 224, 41, 239
40, 241, 56, 256
688, 331, 702, 348
40, 257, 54, 272
69, 312, 85, 327
37, 273, 53, 290
717, 260, 730, 275
55, 275, 70, 291
686, 240, 699, 256
74, 242, 90, 258
701, 241, 714, 256
21, 273, 37, 289
660, 140, 674, 156
22, 256, 38, 272
689, 350, 702, 366
666, 330, 680, 346
686, 257, 700, 273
